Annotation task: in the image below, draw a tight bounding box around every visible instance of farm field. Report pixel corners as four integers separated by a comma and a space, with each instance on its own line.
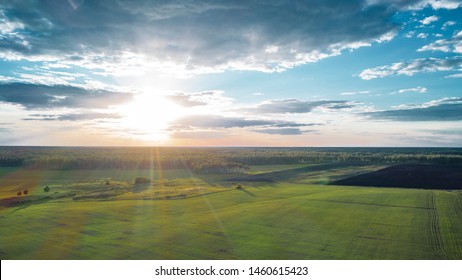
1, 149, 461, 260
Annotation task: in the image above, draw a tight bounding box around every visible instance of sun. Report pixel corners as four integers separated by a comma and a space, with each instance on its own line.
117, 92, 184, 142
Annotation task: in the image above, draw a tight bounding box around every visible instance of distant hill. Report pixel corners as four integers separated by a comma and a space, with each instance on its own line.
331, 164, 462, 189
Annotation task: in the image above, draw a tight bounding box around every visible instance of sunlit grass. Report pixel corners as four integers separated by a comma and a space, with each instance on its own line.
1, 162, 461, 259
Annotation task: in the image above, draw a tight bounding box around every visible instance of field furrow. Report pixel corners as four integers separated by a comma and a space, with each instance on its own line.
427, 192, 448, 259
457, 192, 462, 213
450, 192, 462, 258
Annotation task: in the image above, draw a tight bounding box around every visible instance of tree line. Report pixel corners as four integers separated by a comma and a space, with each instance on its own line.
0, 146, 461, 173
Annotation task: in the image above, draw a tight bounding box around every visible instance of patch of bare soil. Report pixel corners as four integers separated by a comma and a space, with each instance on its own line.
331, 164, 462, 189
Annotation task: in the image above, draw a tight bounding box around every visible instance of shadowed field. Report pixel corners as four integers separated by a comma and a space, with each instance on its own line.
331, 164, 462, 189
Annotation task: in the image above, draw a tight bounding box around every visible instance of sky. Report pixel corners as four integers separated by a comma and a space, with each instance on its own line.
0, 0, 461, 147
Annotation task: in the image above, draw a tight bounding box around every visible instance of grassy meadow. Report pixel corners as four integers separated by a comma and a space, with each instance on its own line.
1, 157, 461, 260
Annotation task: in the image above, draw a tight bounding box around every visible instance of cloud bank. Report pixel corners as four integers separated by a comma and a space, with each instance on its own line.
363, 98, 462, 121
0, 83, 134, 109
168, 114, 319, 135
243, 99, 355, 114
1, 0, 449, 75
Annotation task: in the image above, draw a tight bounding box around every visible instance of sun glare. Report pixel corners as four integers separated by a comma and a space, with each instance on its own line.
117, 92, 184, 142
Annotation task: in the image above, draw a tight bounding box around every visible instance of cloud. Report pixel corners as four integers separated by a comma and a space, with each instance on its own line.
369, 0, 462, 9
417, 30, 462, 53
243, 99, 355, 114
0, 82, 134, 109
421, 0, 462, 9
362, 97, 462, 121
8, 64, 89, 86
446, 72, 462, 78
0, 122, 14, 134
396, 86, 428, 93
253, 128, 305, 135
170, 114, 311, 130
417, 33, 429, 39
22, 112, 123, 121
420, 15, 439, 25
340, 90, 370, 96
168, 114, 320, 136
359, 56, 462, 79
166, 91, 232, 107
0, 0, 441, 75
442, 21, 457, 30
166, 94, 207, 107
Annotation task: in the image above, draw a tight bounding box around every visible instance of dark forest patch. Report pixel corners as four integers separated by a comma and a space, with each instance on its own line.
331, 164, 462, 189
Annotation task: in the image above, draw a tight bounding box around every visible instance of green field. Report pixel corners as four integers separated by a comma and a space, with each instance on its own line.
1, 163, 461, 260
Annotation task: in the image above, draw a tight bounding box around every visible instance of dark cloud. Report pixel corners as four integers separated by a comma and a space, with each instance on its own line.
172, 115, 281, 129
244, 99, 355, 114
363, 98, 462, 121
0, 0, 437, 72
272, 122, 319, 128
22, 112, 123, 121
0, 83, 134, 109
169, 114, 314, 129
253, 128, 305, 135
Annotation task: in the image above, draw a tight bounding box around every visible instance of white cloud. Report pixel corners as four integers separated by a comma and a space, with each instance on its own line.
264, 45, 279, 54
411, 0, 462, 9
405, 31, 416, 38
420, 15, 439, 25
367, 0, 461, 10
340, 91, 370, 96
359, 56, 462, 79
166, 91, 233, 107
0, 75, 14, 82
425, 0, 462, 9
16, 73, 78, 86
397, 86, 428, 93
417, 33, 429, 39
442, 21, 457, 30
445, 72, 462, 78
0, 11, 24, 34
418, 30, 462, 53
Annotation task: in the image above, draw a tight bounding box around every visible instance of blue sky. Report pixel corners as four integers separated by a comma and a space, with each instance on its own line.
0, 0, 461, 146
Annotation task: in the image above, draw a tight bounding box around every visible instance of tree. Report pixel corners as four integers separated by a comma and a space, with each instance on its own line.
23, 190, 28, 195
17, 191, 22, 196
134, 177, 151, 184
44, 186, 50, 192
